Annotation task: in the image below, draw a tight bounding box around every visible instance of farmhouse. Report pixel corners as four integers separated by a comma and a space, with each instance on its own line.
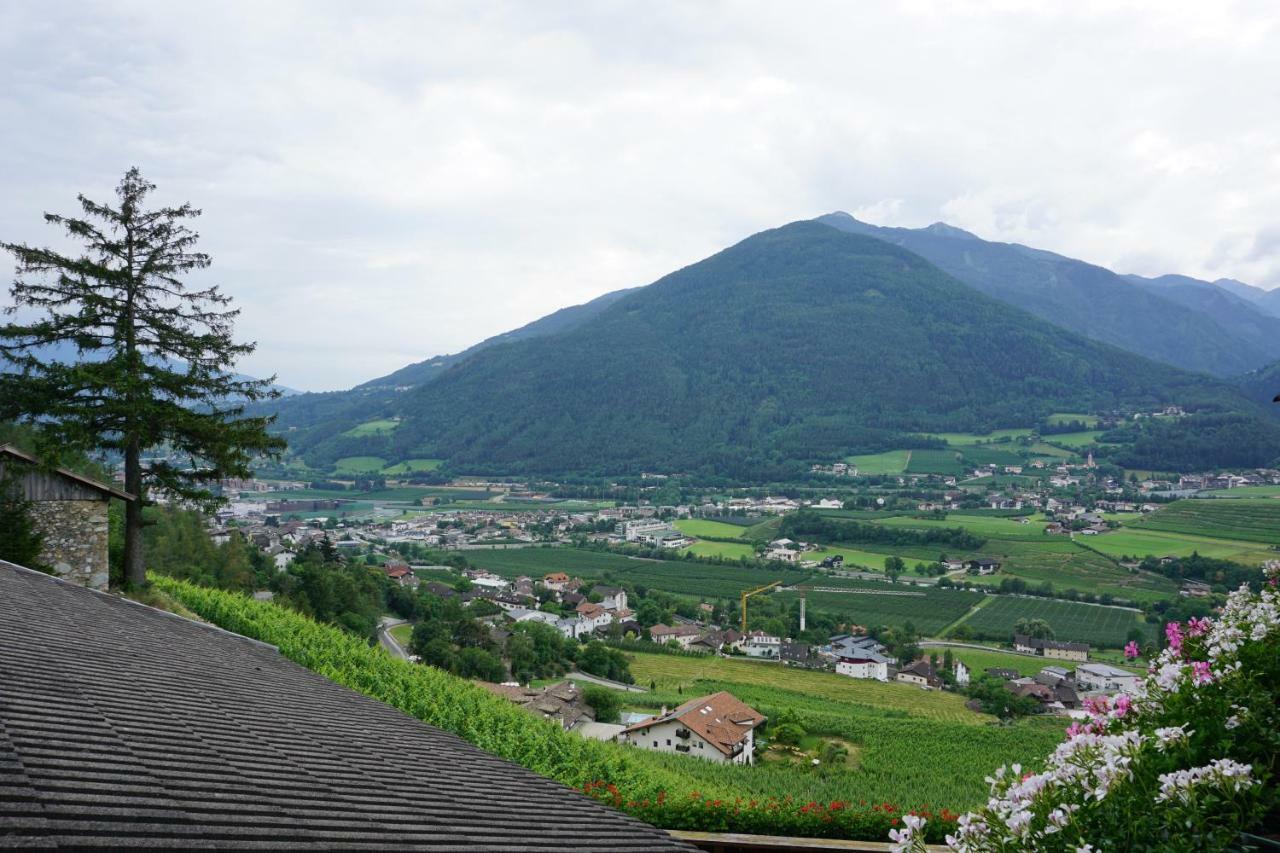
0, 561, 690, 851
650, 623, 703, 648
966, 557, 1001, 575
620, 691, 765, 765
0, 444, 134, 591
896, 659, 942, 689
741, 631, 782, 658
1014, 634, 1090, 662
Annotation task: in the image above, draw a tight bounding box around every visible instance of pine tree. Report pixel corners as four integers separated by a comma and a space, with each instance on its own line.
0, 168, 285, 587
0, 469, 46, 571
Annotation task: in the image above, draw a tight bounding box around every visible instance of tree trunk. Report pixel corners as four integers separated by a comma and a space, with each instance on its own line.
123, 438, 145, 588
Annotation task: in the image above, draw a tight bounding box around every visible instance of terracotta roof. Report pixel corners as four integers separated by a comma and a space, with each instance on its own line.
623, 692, 765, 757
0, 561, 692, 851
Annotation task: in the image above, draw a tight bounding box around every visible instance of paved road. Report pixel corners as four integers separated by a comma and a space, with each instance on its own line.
566, 670, 647, 693
378, 617, 411, 661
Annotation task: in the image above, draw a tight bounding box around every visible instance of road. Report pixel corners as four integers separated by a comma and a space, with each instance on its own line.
378, 617, 411, 661
566, 670, 647, 693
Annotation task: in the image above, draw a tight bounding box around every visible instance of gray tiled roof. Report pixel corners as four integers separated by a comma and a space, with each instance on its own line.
0, 561, 692, 851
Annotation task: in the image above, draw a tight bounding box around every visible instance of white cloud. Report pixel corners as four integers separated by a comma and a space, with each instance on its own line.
2, 1, 1279, 389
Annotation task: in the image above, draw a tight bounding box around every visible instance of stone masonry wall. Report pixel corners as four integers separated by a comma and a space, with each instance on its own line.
28, 499, 110, 591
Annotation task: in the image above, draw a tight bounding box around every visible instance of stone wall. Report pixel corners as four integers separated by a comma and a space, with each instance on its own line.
28, 499, 110, 591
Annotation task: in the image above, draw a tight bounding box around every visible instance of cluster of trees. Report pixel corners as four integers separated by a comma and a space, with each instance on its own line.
1139, 552, 1263, 591
1101, 413, 1280, 472
780, 510, 985, 550
142, 507, 273, 592
269, 540, 386, 641
963, 674, 1042, 719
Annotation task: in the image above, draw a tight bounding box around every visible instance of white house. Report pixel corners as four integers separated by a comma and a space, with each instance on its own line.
954, 659, 970, 686
617, 519, 672, 542
741, 631, 782, 659
829, 634, 892, 681
1074, 663, 1141, 695
620, 692, 765, 764
575, 601, 613, 633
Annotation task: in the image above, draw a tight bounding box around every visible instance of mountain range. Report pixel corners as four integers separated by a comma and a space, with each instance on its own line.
263, 219, 1280, 476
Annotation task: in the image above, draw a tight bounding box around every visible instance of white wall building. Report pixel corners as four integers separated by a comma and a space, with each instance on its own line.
620, 692, 765, 765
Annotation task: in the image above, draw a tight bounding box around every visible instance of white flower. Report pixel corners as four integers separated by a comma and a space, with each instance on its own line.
1225, 715, 1241, 730
1154, 725, 1191, 750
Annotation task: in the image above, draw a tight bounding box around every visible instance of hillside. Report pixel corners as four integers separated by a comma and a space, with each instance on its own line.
311, 221, 1265, 476
251, 287, 638, 440
815, 212, 1280, 376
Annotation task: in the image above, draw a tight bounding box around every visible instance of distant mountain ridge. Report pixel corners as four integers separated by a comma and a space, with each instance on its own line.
294, 221, 1272, 476
815, 212, 1280, 376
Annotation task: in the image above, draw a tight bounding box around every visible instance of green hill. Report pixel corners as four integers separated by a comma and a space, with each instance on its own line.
317, 221, 1270, 476
816, 212, 1280, 377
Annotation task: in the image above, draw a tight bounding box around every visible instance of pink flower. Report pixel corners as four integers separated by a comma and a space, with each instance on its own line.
1186, 617, 1211, 638
1191, 661, 1214, 686
1065, 722, 1084, 739
1112, 694, 1132, 717
1124, 641, 1140, 659
1165, 622, 1184, 655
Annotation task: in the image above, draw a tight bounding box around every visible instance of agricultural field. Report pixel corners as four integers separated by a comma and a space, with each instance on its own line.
628, 652, 979, 722
960, 595, 1152, 648
1129, 499, 1280, 546
382, 458, 444, 473
970, 539, 1178, 603
1086, 528, 1276, 566
957, 445, 1024, 467
388, 623, 413, 646
801, 545, 897, 571
1199, 485, 1280, 499
341, 418, 400, 437
843, 449, 910, 475
466, 547, 810, 600
775, 581, 981, 635
904, 448, 966, 475
624, 653, 1065, 809
1026, 442, 1073, 458
675, 519, 753, 539
877, 514, 1048, 539
332, 455, 389, 474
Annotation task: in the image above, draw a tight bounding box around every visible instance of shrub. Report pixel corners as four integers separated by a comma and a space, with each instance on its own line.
891, 564, 1280, 851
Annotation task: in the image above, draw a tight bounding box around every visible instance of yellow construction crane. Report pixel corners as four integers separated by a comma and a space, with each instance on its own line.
740, 580, 782, 634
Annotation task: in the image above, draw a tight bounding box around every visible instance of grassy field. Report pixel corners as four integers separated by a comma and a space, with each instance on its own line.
333, 455, 389, 474
960, 596, 1151, 648
1026, 442, 1073, 458
1130, 499, 1280, 545
1041, 430, 1104, 448
388, 623, 413, 646
681, 541, 759, 561
675, 519, 753, 539
844, 449, 910, 475
927, 428, 1034, 445
905, 448, 966, 475
937, 647, 1060, 677
1086, 527, 1276, 565
801, 545, 897, 571
1047, 412, 1099, 427
383, 458, 444, 473
341, 418, 400, 437
958, 445, 1025, 467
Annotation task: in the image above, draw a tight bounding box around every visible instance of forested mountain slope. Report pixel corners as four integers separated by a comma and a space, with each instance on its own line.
816, 212, 1278, 376
320, 222, 1266, 476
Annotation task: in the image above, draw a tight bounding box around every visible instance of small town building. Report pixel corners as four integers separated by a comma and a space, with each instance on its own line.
620, 692, 765, 765
1014, 634, 1090, 662
1075, 662, 1142, 695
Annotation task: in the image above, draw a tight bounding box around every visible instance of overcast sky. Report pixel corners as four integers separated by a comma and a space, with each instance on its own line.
3, 2, 1278, 391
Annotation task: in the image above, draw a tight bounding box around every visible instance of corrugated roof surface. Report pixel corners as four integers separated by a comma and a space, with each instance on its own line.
0, 561, 692, 851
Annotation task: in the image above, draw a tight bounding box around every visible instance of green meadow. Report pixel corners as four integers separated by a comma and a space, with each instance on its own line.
843, 449, 911, 474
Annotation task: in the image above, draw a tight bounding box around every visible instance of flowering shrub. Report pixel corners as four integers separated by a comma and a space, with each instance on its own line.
581, 782, 959, 842
891, 566, 1279, 851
